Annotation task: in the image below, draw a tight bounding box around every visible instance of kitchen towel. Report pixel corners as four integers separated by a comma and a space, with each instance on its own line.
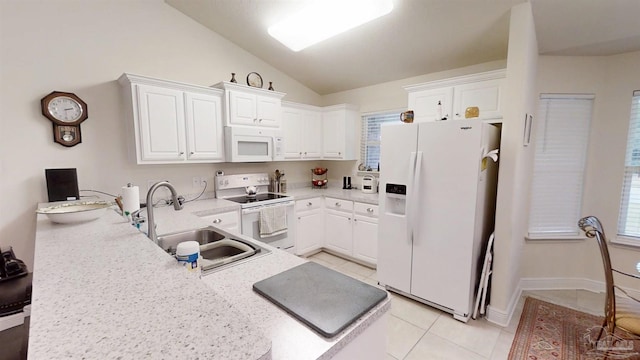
121, 184, 140, 215
259, 206, 287, 238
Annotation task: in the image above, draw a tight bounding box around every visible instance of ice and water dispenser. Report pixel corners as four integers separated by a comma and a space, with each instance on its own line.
384, 183, 407, 215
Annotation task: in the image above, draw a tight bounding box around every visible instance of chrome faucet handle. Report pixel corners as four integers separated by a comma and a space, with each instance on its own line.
130, 209, 146, 225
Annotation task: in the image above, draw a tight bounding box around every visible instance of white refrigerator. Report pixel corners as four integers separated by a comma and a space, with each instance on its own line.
377, 119, 500, 322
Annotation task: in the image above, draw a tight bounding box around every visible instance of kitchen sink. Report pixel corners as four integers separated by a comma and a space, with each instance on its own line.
157, 227, 270, 274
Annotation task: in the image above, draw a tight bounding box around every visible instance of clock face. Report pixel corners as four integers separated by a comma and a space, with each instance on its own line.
47, 96, 83, 122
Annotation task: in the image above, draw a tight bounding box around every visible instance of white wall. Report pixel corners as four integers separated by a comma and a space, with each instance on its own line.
0, 0, 323, 269
487, 2, 539, 322
522, 52, 640, 289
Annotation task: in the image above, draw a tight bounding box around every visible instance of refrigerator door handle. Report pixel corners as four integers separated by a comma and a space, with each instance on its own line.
406, 151, 418, 242
411, 151, 423, 242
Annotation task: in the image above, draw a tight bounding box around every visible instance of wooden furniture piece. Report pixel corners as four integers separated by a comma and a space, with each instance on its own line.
578, 216, 640, 339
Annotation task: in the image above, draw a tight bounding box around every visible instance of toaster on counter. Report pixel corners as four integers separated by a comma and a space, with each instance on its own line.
361, 175, 378, 194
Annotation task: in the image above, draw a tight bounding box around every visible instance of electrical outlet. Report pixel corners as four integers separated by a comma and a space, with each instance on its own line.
200, 177, 208, 187
192, 177, 201, 187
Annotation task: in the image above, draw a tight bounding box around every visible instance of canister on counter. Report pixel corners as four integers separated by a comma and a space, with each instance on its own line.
175, 241, 200, 277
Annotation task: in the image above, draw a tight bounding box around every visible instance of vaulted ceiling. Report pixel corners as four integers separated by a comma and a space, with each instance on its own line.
166, 0, 640, 95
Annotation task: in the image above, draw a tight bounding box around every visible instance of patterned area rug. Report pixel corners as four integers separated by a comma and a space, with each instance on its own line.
509, 297, 640, 359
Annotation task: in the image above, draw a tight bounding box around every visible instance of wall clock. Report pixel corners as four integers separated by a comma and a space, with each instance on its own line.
41, 91, 88, 147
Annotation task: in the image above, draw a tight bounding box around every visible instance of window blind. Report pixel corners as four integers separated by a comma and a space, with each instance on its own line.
528, 95, 594, 238
617, 90, 640, 240
360, 112, 398, 170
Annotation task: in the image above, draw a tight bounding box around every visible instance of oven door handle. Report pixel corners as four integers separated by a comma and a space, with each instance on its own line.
241, 201, 294, 214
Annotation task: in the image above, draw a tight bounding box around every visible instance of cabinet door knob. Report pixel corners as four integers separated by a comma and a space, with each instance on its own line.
335, 202, 341, 207
307, 202, 313, 206
259, 119, 263, 123
304, 152, 307, 155
179, 152, 184, 155
212, 219, 222, 224
367, 208, 374, 213
190, 152, 194, 155
299, 152, 302, 155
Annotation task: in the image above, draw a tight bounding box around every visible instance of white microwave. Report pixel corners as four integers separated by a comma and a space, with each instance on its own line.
225, 126, 285, 162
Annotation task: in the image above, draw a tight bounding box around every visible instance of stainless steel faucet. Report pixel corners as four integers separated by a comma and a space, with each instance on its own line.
146, 181, 183, 244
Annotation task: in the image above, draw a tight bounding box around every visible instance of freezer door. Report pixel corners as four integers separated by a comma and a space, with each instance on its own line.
377, 123, 418, 293
411, 119, 486, 316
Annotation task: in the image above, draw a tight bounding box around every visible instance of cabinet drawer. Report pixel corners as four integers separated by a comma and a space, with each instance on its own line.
324, 197, 353, 212
200, 210, 239, 230
296, 197, 323, 212
354, 202, 378, 218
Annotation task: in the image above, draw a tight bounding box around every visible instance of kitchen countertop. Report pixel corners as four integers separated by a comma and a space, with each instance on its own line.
30, 197, 389, 360
284, 186, 380, 205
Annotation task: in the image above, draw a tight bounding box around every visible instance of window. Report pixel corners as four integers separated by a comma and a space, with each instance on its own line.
528, 94, 594, 239
360, 111, 398, 171
617, 90, 640, 244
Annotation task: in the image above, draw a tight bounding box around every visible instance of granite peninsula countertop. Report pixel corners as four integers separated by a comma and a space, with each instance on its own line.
30, 196, 389, 360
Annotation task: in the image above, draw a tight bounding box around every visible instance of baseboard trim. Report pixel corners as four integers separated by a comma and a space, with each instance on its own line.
519, 277, 603, 293
485, 277, 640, 327
486, 283, 522, 327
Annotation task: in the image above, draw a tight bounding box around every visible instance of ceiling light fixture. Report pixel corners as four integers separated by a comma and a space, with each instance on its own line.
268, 0, 394, 52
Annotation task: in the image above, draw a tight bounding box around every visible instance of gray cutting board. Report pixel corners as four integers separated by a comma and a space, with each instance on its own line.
253, 262, 387, 338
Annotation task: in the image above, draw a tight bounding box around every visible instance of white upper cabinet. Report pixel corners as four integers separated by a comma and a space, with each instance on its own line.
281, 102, 322, 160
452, 78, 504, 120
409, 87, 453, 122
322, 104, 359, 160
136, 85, 186, 162
184, 92, 224, 161
304, 110, 323, 158
119, 73, 224, 164
213, 82, 285, 128
405, 69, 506, 123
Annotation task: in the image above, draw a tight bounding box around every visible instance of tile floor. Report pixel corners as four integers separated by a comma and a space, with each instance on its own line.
305, 251, 606, 360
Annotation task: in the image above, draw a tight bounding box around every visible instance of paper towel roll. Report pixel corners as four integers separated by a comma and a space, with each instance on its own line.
121, 185, 140, 214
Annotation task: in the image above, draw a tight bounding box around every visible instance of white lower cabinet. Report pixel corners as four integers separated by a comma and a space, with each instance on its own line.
294, 196, 379, 265
352, 203, 379, 265
325, 211, 353, 255
295, 198, 324, 256
200, 210, 240, 234
324, 198, 354, 254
